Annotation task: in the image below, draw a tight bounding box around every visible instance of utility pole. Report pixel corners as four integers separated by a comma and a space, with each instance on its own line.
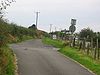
55, 26, 58, 39
50, 24, 52, 38
35, 11, 40, 29
50, 24, 52, 33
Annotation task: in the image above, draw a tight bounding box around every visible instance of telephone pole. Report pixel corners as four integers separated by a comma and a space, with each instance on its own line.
35, 11, 40, 29
50, 24, 52, 33
50, 24, 53, 38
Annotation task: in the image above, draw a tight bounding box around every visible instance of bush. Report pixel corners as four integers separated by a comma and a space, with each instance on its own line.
0, 35, 8, 47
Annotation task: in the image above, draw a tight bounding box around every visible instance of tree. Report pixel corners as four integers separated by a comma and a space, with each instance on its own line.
0, 0, 16, 18
79, 28, 94, 41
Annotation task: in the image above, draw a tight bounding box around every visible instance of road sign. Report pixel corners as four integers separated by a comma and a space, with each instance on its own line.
71, 19, 76, 25
69, 25, 76, 33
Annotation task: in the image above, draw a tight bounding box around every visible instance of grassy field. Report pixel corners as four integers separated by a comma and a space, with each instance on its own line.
0, 46, 15, 75
43, 37, 100, 75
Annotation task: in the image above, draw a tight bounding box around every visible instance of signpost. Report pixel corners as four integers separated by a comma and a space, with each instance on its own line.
69, 19, 77, 34
69, 19, 77, 47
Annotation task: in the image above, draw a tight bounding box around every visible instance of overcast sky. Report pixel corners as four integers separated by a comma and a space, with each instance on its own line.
2, 0, 100, 32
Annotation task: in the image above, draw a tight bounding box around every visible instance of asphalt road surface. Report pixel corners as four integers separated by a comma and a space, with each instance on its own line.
10, 39, 95, 75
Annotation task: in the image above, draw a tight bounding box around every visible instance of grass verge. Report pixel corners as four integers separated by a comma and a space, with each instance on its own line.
42, 37, 64, 48
0, 46, 16, 75
43, 37, 100, 75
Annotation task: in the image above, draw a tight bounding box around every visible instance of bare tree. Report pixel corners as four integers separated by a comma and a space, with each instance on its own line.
0, 0, 16, 18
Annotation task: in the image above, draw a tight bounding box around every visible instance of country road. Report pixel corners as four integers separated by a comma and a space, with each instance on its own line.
10, 39, 94, 75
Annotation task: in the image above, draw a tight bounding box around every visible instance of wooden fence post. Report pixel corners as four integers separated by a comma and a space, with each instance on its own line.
87, 43, 90, 55
94, 47, 97, 59
96, 32, 99, 59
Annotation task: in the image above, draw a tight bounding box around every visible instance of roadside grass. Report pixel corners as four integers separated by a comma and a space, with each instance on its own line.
43, 37, 100, 75
10, 35, 34, 43
0, 46, 15, 75
18, 35, 33, 42
22, 35, 33, 41
42, 37, 64, 48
